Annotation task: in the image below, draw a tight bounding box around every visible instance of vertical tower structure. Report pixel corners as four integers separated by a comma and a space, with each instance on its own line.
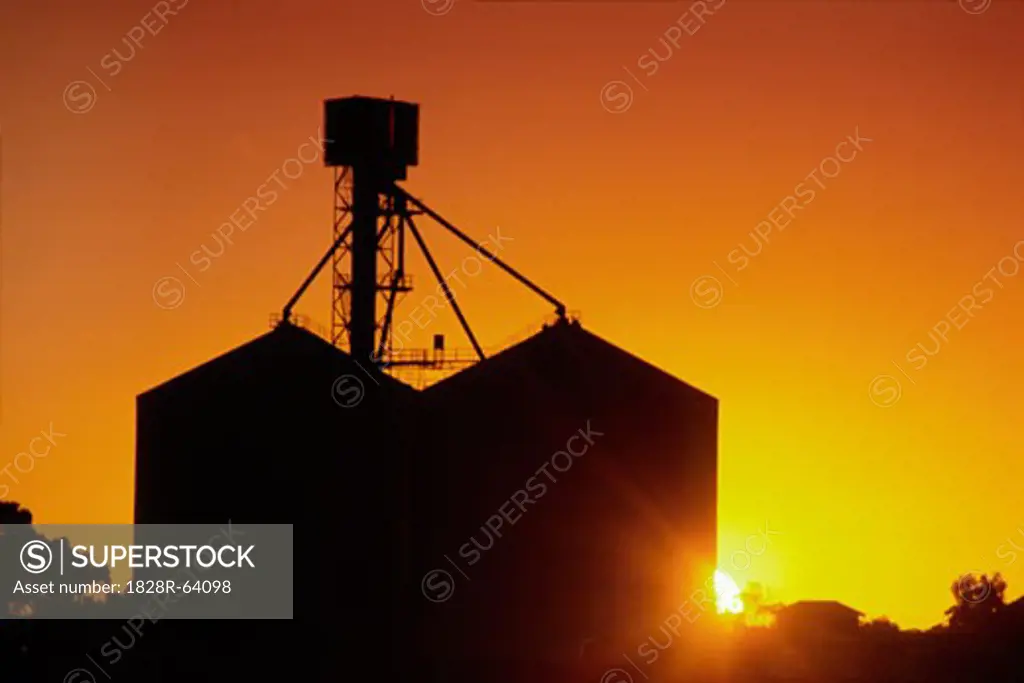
322, 96, 419, 363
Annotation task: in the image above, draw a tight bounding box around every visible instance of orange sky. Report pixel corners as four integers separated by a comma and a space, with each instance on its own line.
2, 0, 1023, 630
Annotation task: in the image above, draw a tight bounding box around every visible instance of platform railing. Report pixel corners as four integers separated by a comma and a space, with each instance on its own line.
269, 308, 583, 387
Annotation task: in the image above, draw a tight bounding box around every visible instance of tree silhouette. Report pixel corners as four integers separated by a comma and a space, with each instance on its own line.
0, 501, 32, 524
0, 501, 37, 671
861, 616, 900, 636
0, 501, 111, 617
739, 582, 778, 626
944, 572, 1006, 632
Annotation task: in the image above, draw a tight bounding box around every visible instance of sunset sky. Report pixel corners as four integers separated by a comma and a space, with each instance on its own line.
2, 0, 1023, 630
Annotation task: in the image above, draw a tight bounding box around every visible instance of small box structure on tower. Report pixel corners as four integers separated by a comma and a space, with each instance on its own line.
323, 96, 419, 179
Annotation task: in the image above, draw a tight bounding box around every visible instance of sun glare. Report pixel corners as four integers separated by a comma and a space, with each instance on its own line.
714, 570, 744, 614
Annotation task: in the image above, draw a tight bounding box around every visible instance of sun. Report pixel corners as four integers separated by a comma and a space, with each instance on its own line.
713, 569, 744, 614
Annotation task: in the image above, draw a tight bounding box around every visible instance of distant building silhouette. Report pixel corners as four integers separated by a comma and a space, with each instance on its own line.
775, 600, 865, 638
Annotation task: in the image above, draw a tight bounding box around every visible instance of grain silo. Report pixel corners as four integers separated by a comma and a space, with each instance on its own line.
134, 322, 421, 679
133, 96, 717, 683
408, 318, 717, 683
